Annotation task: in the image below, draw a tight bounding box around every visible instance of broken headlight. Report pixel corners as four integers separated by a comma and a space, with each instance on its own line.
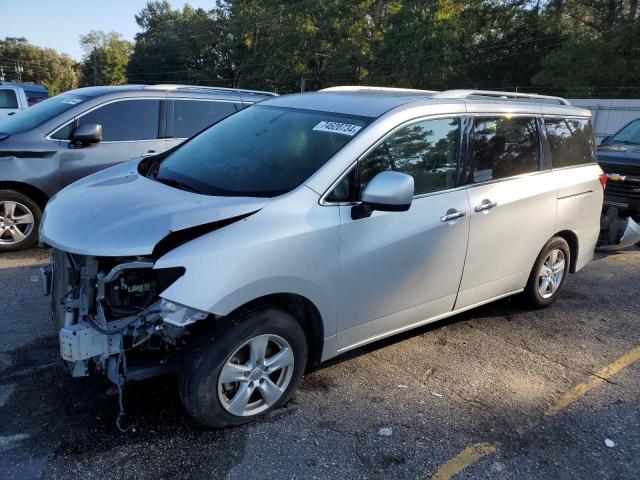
103, 265, 185, 320
159, 299, 209, 327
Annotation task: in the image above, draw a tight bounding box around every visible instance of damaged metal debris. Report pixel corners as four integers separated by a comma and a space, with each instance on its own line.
598, 208, 640, 251
41, 249, 207, 387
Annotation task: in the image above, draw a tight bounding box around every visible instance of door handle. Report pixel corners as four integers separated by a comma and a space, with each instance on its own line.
440, 209, 468, 222
141, 150, 157, 157
474, 199, 497, 212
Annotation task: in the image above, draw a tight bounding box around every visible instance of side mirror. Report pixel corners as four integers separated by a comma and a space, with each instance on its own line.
351, 171, 414, 220
599, 135, 611, 146
71, 123, 102, 146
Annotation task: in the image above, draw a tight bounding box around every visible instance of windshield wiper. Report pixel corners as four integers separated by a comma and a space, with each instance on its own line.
154, 176, 203, 194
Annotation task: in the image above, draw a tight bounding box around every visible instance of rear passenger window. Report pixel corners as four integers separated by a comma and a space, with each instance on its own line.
359, 117, 460, 196
78, 99, 160, 141
544, 118, 596, 168
472, 116, 540, 182
0, 90, 18, 109
26, 94, 46, 107
173, 100, 238, 138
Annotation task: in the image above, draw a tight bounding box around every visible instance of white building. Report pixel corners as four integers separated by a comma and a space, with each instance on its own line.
569, 99, 640, 143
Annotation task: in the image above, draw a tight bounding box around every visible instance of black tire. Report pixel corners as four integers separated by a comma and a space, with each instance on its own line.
179, 307, 308, 429
523, 236, 571, 308
0, 190, 42, 252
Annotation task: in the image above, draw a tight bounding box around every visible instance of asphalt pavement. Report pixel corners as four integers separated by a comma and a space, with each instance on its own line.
0, 246, 638, 479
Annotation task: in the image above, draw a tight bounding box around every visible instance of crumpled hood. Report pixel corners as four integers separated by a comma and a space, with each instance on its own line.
41, 159, 269, 257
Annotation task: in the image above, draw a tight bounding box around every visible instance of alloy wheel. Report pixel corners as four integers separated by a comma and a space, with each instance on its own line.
0, 201, 35, 246
537, 248, 565, 299
217, 334, 295, 417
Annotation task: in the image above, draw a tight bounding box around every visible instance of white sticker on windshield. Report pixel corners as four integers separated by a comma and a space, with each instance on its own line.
61, 98, 82, 105
313, 121, 362, 136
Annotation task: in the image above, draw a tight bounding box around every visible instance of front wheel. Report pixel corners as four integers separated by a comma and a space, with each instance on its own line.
179, 307, 308, 428
523, 236, 571, 308
0, 190, 42, 252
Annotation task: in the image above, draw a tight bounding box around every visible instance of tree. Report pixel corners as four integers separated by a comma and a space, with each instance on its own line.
122, 0, 640, 97
532, 1, 640, 97
0, 37, 79, 94
79, 31, 133, 86
126, 1, 230, 86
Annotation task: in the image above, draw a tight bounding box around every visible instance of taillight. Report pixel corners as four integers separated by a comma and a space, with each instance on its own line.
599, 173, 607, 190
599, 171, 607, 190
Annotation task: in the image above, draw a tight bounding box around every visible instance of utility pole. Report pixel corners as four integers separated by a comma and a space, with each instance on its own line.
15, 60, 23, 83
93, 51, 98, 86
300, 77, 305, 93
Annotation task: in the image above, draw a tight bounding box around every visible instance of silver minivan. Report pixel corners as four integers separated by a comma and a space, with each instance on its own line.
41, 87, 604, 428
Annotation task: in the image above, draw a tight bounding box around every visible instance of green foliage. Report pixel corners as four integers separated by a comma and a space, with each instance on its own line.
3, 1, 640, 97
79, 31, 133, 86
532, 15, 640, 97
0, 37, 79, 95
126, 1, 230, 85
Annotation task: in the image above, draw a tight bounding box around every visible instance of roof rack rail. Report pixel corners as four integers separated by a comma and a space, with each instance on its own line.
143, 84, 277, 96
321, 86, 439, 95
432, 89, 571, 106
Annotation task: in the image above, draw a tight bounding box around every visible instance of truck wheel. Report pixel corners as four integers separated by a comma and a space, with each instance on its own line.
523, 236, 571, 308
179, 307, 308, 429
0, 190, 42, 252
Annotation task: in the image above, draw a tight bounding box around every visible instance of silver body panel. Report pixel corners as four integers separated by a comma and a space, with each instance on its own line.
40, 159, 268, 256
41, 91, 603, 364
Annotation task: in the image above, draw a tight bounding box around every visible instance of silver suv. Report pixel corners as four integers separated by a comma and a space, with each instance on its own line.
41, 87, 604, 428
0, 84, 275, 251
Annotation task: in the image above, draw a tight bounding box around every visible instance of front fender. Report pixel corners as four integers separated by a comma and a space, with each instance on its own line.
154, 186, 341, 339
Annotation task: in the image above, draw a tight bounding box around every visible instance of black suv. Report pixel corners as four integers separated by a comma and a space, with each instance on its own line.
0, 84, 275, 251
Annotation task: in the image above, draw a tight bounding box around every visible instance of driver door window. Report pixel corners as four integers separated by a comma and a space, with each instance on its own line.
56, 99, 165, 186
78, 99, 160, 141
360, 117, 460, 196
53, 99, 161, 141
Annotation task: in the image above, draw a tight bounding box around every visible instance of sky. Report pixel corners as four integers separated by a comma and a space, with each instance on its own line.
1, 0, 216, 60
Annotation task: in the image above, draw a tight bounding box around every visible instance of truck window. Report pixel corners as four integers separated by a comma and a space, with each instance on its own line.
0, 90, 18, 109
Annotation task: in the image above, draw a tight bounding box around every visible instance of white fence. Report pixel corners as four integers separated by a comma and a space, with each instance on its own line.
569, 99, 640, 143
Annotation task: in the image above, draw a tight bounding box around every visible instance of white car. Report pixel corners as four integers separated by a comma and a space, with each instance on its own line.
41, 87, 604, 428
0, 81, 48, 120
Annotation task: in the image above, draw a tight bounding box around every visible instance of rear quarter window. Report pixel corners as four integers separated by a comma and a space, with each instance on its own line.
544, 117, 596, 168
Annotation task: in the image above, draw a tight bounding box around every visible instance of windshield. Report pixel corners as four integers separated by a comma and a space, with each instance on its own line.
609, 119, 640, 145
0, 93, 89, 134
152, 105, 372, 197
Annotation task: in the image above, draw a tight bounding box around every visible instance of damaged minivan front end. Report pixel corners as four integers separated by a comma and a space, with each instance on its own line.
41, 249, 211, 385
38, 158, 268, 388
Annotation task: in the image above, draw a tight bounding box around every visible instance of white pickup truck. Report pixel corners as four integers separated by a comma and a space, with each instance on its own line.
0, 81, 48, 120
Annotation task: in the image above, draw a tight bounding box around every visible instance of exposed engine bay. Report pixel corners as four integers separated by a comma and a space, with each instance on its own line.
41, 249, 208, 386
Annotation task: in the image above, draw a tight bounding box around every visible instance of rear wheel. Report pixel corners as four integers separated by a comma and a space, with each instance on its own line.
179, 307, 307, 428
523, 236, 571, 308
0, 190, 41, 252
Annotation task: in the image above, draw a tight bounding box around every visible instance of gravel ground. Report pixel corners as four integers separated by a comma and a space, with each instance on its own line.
0, 246, 638, 479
